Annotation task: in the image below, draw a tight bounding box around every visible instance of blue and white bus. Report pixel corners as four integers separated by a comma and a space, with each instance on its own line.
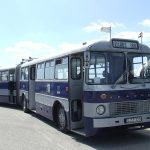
0, 66, 16, 104
5, 38, 150, 136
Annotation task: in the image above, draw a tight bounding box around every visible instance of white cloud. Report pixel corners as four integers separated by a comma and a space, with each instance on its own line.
58, 42, 82, 52
5, 41, 55, 53
139, 19, 150, 27
3, 41, 57, 66
114, 31, 139, 39
58, 38, 108, 53
1, 31, 150, 68
2, 41, 88, 67
84, 21, 125, 33
1, 40, 102, 67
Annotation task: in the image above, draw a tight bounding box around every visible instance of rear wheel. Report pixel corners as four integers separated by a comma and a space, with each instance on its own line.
57, 105, 67, 132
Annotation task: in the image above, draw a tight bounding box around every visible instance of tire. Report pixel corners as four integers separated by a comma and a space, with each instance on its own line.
22, 96, 28, 113
57, 105, 67, 133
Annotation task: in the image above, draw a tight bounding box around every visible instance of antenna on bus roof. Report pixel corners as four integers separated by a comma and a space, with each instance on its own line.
20, 57, 37, 64
82, 42, 87, 45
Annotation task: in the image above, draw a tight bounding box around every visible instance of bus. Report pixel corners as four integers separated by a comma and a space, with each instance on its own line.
1, 38, 150, 136
0, 66, 16, 104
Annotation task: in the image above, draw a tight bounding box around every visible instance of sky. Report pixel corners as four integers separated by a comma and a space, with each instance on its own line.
0, 0, 150, 67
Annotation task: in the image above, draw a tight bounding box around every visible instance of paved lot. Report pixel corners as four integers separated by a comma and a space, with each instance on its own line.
0, 104, 150, 150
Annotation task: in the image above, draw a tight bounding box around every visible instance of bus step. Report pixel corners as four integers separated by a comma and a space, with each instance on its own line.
71, 128, 85, 136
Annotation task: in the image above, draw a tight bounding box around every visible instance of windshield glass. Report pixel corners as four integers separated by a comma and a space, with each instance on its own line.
86, 52, 126, 85
128, 53, 150, 83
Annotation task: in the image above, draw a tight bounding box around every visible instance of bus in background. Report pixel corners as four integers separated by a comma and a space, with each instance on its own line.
16, 38, 150, 136
0, 66, 16, 104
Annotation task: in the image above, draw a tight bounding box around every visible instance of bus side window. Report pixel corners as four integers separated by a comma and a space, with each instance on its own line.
37, 63, 44, 80
1, 71, 9, 81
55, 57, 68, 80
71, 58, 81, 80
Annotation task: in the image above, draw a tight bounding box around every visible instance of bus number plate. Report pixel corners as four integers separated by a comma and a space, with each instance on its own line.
124, 116, 142, 124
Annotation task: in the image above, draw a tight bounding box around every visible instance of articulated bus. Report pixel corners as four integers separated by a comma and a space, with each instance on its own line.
1, 38, 150, 136
0, 66, 16, 104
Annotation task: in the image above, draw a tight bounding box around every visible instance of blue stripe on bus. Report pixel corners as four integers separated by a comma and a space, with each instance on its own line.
20, 81, 69, 99
0, 82, 8, 89
20, 81, 29, 91
35, 81, 69, 98
84, 89, 150, 103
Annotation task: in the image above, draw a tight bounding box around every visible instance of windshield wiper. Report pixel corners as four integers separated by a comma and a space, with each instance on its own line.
111, 70, 146, 89
111, 69, 128, 89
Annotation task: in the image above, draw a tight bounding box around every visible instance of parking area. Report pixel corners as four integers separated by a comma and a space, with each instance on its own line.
0, 105, 150, 150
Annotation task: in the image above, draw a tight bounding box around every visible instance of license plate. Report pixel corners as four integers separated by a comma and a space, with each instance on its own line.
124, 116, 142, 124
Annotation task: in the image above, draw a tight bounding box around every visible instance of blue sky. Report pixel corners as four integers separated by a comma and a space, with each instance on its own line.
0, 0, 150, 67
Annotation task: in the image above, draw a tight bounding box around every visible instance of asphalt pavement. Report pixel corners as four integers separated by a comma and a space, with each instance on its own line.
0, 104, 150, 150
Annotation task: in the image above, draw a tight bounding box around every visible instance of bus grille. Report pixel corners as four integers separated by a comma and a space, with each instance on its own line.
110, 100, 150, 117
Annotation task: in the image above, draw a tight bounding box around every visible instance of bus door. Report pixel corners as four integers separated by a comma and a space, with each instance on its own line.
69, 54, 83, 130
8, 69, 16, 104
28, 65, 36, 110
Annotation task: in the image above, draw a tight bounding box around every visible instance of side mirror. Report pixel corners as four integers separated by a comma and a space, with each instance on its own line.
84, 51, 90, 68
84, 51, 90, 62
84, 62, 90, 68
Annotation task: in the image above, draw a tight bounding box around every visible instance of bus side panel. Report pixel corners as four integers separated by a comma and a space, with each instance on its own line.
0, 82, 10, 103
35, 81, 69, 121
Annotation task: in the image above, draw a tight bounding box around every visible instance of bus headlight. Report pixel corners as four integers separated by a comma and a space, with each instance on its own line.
96, 105, 105, 115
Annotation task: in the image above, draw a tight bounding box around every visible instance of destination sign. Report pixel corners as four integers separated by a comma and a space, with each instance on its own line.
112, 39, 139, 49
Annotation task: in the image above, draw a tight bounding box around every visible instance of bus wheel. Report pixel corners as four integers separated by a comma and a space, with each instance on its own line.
57, 105, 67, 133
22, 96, 28, 113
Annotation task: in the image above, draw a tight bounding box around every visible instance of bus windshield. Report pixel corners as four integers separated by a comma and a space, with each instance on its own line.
128, 53, 150, 83
86, 52, 126, 85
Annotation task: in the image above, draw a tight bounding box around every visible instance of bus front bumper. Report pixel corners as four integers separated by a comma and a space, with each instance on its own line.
93, 114, 150, 128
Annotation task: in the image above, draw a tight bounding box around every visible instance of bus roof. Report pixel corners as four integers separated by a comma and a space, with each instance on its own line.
0, 66, 16, 71
20, 38, 150, 67
20, 43, 88, 67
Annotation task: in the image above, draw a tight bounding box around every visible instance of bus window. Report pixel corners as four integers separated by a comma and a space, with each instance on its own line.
21, 68, 25, 80
86, 52, 126, 85
9, 73, 14, 81
21, 67, 29, 80
9, 69, 15, 81
37, 63, 44, 80
55, 57, 68, 80
55, 58, 63, 79
89, 55, 105, 80
62, 57, 68, 80
1, 71, 9, 81
45, 60, 55, 80
71, 58, 81, 80
128, 53, 150, 83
